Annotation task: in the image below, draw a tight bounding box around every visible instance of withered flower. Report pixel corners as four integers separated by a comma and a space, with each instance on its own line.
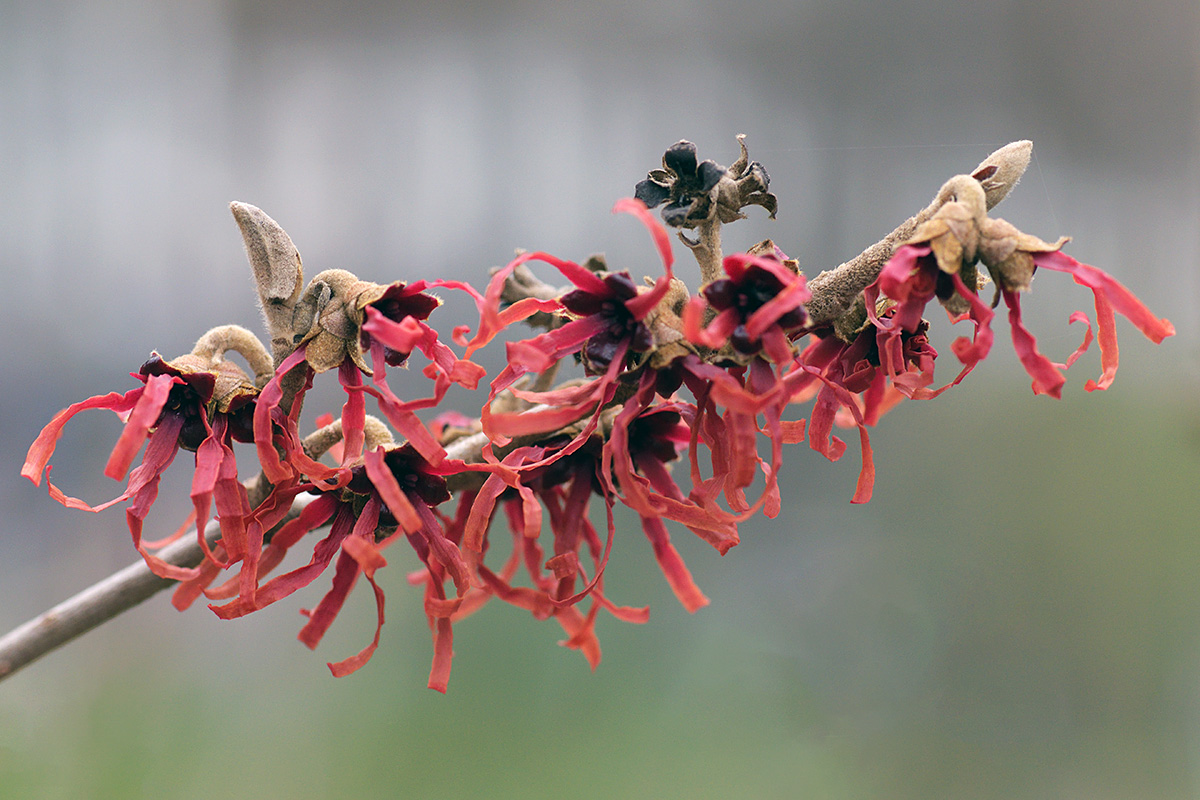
635, 136, 777, 228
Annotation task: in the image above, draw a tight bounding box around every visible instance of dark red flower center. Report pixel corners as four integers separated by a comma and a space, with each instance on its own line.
366, 285, 441, 366
561, 272, 654, 373
703, 265, 805, 355
626, 408, 685, 466
349, 443, 450, 526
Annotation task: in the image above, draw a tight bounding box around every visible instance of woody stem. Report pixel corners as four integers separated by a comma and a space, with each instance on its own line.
191, 325, 276, 387
683, 218, 724, 287
803, 140, 1031, 327
303, 415, 395, 460
0, 427, 490, 684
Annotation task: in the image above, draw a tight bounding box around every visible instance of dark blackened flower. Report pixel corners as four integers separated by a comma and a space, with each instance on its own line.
636, 140, 726, 228
22, 327, 266, 580
635, 136, 777, 228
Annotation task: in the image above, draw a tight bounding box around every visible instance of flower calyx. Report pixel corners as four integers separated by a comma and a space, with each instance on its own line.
292, 269, 441, 374
345, 442, 452, 532
907, 175, 987, 275
139, 348, 259, 451
976, 217, 1068, 297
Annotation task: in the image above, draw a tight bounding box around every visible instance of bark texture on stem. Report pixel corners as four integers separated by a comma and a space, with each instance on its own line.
804, 140, 1031, 327
0, 526, 219, 681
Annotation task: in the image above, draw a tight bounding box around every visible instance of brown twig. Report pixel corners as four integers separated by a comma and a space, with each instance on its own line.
803, 140, 1031, 327
0, 428, 492, 683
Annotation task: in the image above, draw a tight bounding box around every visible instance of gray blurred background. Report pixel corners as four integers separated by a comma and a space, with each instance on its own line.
1, 1, 1198, 797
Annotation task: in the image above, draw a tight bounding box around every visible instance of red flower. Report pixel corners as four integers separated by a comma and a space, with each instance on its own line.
682, 247, 810, 365
796, 311, 938, 427
675, 246, 826, 508
359, 280, 486, 455
455, 431, 654, 670
476, 198, 676, 459
865, 213, 1175, 400
206, 443, 468, 689
603, 367, 741, 552
974, 218, 1175, 395
22, 351, 258, 580
253, 276, 483, 488
864, 243, 996, 397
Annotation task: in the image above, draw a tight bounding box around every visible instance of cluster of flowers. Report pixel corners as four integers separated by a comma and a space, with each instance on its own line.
21, 140, 1173, 691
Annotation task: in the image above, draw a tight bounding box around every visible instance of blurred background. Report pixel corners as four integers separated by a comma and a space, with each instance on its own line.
1, 0, 1198, 797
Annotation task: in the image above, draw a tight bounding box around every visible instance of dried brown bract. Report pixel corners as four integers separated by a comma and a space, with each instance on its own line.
977, 217, 1068, 296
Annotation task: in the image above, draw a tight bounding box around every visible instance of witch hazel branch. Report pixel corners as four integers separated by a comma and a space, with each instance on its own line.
5, 139, 1173, 691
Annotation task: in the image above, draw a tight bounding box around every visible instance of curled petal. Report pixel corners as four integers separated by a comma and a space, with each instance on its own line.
248, 490, 340, 587
361, 339, 446, 465
1002, 289, 1066, 398
210, 499, 356, 619
1060, 311, 1095, 371
613, 197, 675, 321
253, 347, 311, 484
797, 365, 875, 504
866, 244, 937, 336
363, 308, 485, 391
432, 271, 562, 356
427, 616, 454, 693
189, 415, 235, 568
22, 387, 146, 487
299, 547, 362, 653
364, 447, 423, 533
1034, 250, 1175, 343
641, 516, 709, 613
337, 360, 366, 464
946, 273, 995, 371
683, 300, 740, 350
505, 315, 609, 373
122, 414, 197, 580
105, 372, 181, 481
1033, 250, 1173, 391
